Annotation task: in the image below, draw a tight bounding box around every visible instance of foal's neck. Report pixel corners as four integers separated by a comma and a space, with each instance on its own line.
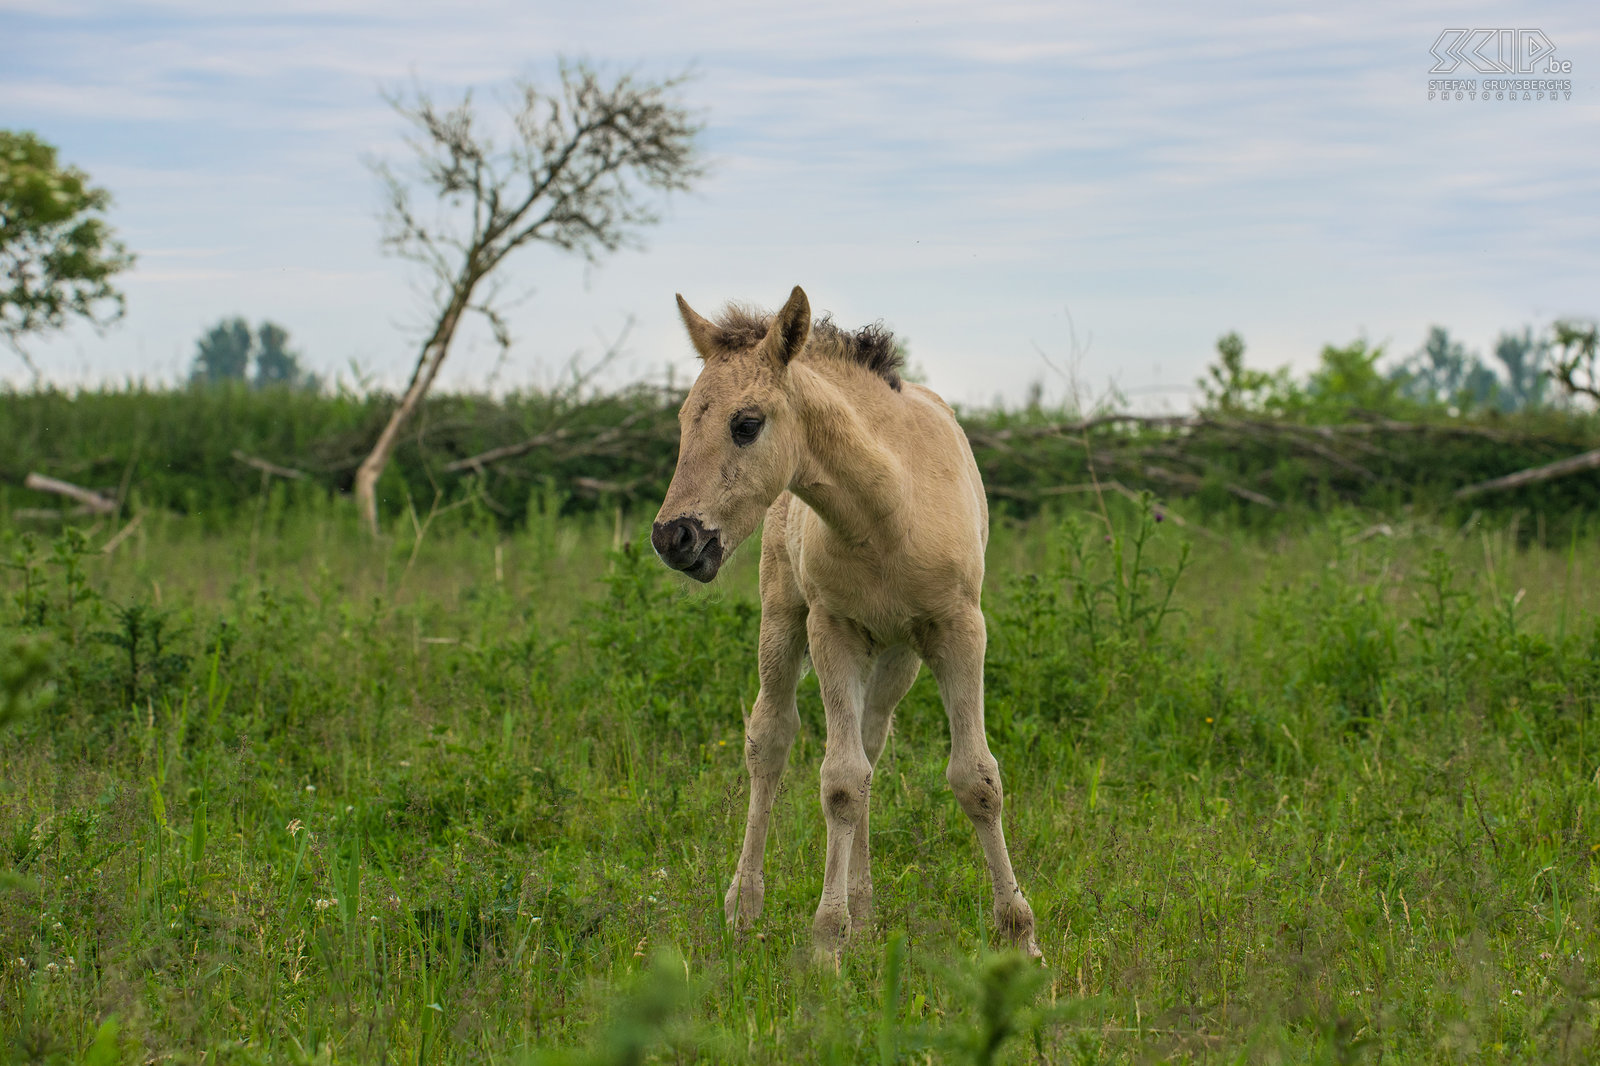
787, 363, 907, 546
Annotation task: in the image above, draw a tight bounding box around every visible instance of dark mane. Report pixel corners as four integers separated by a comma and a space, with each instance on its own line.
710, 306, 904, 391
810, 315, 903, 391
710, 305, 772, 351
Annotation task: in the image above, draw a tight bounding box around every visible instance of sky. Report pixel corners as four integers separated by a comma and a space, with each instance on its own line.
1, 0, 1597, 410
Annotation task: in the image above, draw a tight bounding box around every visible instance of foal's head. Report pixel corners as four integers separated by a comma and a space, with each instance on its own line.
651, 286, 813, 582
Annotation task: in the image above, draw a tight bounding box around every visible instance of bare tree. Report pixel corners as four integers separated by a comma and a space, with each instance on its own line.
1551, 319, 1600, 405
353, 62, 702, 534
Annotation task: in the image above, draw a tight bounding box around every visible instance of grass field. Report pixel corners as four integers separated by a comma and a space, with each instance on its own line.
5, 495, 1600, 1063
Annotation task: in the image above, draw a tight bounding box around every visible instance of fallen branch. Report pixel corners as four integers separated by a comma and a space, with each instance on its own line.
23, 473, 116, 515
231, 450, 307, 480
1454, 447, 1600, 500
572, 475, 639, 496
1225, 483, 1280, 508
443, 428, 575, 473
967, 413, 1196, 445
10, 507, 93, 520
965, 414, 1536, 448
443, 409, 670, 474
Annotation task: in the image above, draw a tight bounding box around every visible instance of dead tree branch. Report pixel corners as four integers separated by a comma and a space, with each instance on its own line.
1551, 320, 1600, 404
231, 451, 307, 480
444, 427, 576, 473
23, 472, 116, 515
352, 61, 703, 535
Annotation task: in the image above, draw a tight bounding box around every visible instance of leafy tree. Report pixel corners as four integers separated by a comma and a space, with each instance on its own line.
0, 130, 134, 377
190, 316, 314, 389
254, 321, 314, 389
1391, 326, 1501, 411
1492, 326, 1550, 410
353, 61, 703, 534
1196, 331, 1296, 415
192, 317, 253, 383
1305, 338, 1401, 417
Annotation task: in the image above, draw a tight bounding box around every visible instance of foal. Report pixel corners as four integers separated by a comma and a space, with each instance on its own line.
651, 286, 1039, 959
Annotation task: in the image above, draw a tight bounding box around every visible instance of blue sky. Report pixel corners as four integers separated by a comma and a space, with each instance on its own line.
2, 0, 1596, 409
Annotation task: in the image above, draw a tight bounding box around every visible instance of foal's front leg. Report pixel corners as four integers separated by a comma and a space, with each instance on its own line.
807, 609, 875, 958
924, 607, 1041, 958
726, 602, 807, 931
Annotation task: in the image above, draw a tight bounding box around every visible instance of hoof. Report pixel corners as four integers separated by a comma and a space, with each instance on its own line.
996, 898, 1041, 960
811, 943, 845, 971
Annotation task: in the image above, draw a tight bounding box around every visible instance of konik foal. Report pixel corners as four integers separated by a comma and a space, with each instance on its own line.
651, 286, 1039, 959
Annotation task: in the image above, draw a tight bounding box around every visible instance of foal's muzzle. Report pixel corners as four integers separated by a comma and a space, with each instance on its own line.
651, 515, 724, 583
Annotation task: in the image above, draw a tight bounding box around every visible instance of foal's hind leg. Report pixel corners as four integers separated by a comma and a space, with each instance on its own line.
922, 607, 1041, 958
726, 597, 807, 931
850, 645, 921, 927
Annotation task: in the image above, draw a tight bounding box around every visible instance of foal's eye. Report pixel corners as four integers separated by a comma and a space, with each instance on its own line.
730, 414, 765, 446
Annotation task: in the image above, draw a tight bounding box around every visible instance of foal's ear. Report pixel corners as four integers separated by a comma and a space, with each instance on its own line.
677, 294, 725, 359
770, 286, 811, 366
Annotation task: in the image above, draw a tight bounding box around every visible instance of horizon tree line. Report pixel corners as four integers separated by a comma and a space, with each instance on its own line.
189, 317, 318, 390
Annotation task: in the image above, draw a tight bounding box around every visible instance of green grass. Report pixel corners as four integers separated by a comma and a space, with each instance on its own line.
5, 498, 1600, 1063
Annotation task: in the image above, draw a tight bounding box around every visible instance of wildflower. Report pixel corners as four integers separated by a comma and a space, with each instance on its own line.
314, 898, 338, 911
1512, 989, 1523, 996
398, 760, 411, 768
305, 785, 316, 793
286, 819, 303, 838
1154, 512, 1165, 523
654, 868, 668, 880
1205, 717, 1214, 724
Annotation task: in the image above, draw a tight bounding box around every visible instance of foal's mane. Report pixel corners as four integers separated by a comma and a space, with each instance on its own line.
711, 305, 904, 391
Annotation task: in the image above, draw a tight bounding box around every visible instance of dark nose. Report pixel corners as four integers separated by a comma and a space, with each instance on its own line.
652, 515, 707, 570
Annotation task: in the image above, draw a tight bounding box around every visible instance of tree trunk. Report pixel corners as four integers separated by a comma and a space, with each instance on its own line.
353, 296, 468, 535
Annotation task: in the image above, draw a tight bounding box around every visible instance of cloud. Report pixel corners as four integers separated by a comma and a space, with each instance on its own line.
2, 0, 1596, 401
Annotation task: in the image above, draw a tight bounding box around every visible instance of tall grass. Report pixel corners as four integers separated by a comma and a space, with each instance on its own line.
4, 499, 1600, 1062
